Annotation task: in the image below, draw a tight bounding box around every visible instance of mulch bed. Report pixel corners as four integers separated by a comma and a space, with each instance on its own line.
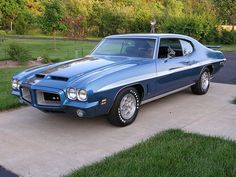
0, 60, 42, 68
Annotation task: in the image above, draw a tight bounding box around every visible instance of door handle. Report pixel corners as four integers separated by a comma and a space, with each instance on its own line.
182, 61, 191, 65
169, 67, 183, 70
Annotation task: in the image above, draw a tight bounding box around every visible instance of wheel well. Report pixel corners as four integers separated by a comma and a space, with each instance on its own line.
207, 65, 213, 74
109, 84, 145, 113
131, 84, 144, 100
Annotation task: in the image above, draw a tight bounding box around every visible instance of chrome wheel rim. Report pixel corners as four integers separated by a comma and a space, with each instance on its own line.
201, 72, 210, 90
120, 93, 136, 120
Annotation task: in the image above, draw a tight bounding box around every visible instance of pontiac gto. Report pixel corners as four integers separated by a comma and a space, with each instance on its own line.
12, 34, 226, 126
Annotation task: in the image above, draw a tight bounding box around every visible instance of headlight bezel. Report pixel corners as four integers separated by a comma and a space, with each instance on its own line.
12, 79, 21, 90
67, 88, 77, 100
77, 89, 87, 101
67, 88, 88, 101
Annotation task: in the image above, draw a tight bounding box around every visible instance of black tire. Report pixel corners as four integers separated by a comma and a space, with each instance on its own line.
191, 68, 210, 95
107, 87, 140, 127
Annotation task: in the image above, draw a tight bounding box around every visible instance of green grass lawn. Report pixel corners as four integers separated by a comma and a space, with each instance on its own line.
66, 129, 236, 177
0, 39, 98, 61
221, 44, 236, 52
0, 67, 26, 111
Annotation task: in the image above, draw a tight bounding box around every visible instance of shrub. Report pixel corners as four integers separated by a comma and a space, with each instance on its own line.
7, 43, 31, 63
42, 55, 51, 64
0, 30, 6, 42
0, 30, 6, 36
42, 55, 60, 63
220, 31, 236, 44
15, 15, 28, 35
161, 15, 218, 43
50, 58, 61, 63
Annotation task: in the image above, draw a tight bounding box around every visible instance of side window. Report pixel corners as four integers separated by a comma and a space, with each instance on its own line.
180, 39, 193, 56
158, 38, 183, 59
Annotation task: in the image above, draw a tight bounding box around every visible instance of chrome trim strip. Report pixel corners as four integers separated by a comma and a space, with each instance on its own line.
141, 83, 195, 105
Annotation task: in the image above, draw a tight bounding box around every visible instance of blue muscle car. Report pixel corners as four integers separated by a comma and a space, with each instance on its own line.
12, 34, 226, 126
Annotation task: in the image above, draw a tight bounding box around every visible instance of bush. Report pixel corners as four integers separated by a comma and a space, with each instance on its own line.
15, 13, 30, 35
0, 30, 6, 42
7, 43, 31, 63
0, 30, 6, 36
42, 55, 51, 64
42, 55, 60, 63
161, 15, 218, 43
220, 31, 236, 44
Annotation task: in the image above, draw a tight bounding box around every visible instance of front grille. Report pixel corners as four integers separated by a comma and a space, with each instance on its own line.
21, 87, 32, 103
36, 91, 61, 106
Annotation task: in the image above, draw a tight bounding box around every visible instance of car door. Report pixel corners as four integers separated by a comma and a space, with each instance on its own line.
153, 38, 195, 96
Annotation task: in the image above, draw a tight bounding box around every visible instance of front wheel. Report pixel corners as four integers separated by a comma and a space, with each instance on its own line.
107, 87, 140, 127
191, 68, 210, 95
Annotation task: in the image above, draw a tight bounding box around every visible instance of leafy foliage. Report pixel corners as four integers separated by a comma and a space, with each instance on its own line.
0, 0, 235, 44
213, 0, 236, 30
40, 0, 66, 34
62, 16, 85, 39
220, 31, 236, 44
161, 15, 218, 42
0, 0, 24, 30
7, 43, 31, 63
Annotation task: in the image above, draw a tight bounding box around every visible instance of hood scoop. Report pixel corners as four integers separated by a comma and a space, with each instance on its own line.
35, 73, 68, 82
35, 73, 46, 79
49, 76, 69, 82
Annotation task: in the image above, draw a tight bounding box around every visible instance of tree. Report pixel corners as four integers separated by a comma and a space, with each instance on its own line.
62, 16, 85, 39
213, 0, 236, 31
25, 0, 44, 16
40, 0, 66, 49
63, 0, 93, 36
0, 0, 25, 31
163, 0, 184, 17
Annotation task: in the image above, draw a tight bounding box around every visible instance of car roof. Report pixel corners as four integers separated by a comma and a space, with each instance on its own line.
106, 33, 194, 41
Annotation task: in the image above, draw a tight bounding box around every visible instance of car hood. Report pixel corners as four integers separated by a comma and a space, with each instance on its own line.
39, 56, 137, 78
24, 56, 141, 89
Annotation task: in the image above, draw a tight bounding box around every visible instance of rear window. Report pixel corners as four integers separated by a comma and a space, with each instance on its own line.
180, 39, 194, 56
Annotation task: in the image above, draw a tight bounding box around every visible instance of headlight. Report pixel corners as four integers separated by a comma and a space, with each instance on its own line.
17, 81, 22, 90
67, 88, 77, 100
12, 79, 21, 90
77, 89, 87, 101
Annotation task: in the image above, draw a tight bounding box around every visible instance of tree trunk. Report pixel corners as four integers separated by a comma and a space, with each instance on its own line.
10, 21, 13, 31
53, 30, 57, 50
232, 24, 235, 32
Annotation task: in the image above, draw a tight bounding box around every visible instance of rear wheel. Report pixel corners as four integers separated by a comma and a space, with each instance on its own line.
191, 68, 210, 95
107, 87, 140, 127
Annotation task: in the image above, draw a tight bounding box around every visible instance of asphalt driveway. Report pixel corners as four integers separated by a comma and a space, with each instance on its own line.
0, 51, 235, 177
212, 52, 236, 84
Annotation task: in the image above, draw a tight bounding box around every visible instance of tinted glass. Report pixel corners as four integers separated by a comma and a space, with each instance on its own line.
93, 38, 156, 59
158, 38, 183, 58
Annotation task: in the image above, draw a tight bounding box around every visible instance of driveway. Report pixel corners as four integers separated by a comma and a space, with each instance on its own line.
0, 83, 236, 177
212, 52, 236, 84
1, 51, 236, 177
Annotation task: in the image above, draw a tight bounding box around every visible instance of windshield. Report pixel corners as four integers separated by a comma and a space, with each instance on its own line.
92, 38, 156, 59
